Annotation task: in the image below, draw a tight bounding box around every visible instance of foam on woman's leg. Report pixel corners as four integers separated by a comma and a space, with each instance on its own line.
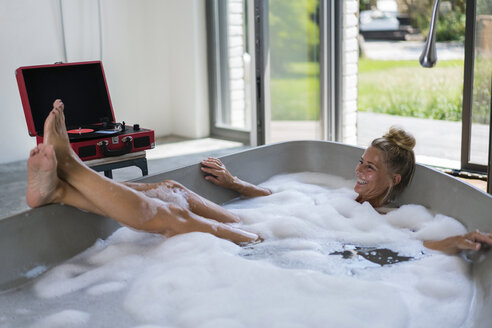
125, 180, 241, 224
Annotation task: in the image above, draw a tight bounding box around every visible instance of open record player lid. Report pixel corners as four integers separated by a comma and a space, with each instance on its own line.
16, 61, 116, 137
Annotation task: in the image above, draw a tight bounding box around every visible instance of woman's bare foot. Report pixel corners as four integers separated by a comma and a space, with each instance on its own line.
43, 99, 80, 177
43, 100, 70, 151
26, 144, 63, 208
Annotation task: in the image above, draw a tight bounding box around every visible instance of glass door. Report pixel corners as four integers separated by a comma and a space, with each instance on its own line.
268, 0, 321, 143
207, 0, 341, 146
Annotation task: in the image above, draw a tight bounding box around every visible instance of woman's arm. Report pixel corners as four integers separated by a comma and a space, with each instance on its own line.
200, 157, 272, 198
423, 230, 492, 255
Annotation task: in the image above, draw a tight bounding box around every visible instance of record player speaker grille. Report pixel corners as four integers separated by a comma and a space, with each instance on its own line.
134, 136, 150, 149
79, 145, 97, 158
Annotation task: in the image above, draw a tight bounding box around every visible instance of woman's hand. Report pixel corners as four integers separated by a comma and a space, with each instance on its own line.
200, 157, 236, 189
423, 230, 492, 255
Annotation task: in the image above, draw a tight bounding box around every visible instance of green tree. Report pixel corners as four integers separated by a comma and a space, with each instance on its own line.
269, 0, 319, 76
400, 0, 466, 41
360, 0, 377, 11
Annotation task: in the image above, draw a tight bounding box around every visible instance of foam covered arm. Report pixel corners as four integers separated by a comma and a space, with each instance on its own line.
200, 157, 271, 198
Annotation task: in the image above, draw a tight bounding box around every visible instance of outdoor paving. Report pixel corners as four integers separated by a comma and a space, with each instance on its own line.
363, 40, 464, 60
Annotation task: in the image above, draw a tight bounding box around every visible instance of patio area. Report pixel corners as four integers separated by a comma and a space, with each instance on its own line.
271, 111, 490, 171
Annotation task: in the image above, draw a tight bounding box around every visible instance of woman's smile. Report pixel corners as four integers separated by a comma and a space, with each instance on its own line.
354, 146, 392, 207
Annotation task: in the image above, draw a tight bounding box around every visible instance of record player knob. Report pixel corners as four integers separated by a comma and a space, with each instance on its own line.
133, 124, 140, 131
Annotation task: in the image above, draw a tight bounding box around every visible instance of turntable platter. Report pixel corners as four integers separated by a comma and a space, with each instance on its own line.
67, 128, 95, 134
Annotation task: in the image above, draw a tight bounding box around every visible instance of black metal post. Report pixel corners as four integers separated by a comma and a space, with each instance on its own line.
254, 0, 268, 145
461, 0, 481, 172
488, 76, 492, 194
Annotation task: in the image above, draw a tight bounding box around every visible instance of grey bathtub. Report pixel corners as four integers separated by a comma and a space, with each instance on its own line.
1, 140, 491, 326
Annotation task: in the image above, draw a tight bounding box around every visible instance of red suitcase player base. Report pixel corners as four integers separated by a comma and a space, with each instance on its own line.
16, 61, 155, 161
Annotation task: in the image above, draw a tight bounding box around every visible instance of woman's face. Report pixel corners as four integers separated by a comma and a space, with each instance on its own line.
354, 146, 395, 206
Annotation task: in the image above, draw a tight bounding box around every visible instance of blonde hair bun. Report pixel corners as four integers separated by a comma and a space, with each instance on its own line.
383, 126, 416, 151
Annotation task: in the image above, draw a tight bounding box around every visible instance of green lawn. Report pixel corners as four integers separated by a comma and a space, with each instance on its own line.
271, 62, 319, 120
358, 58, 464, 121
270, 77, 319, 120
471, 57, 492, 124
270, 60, 465, 122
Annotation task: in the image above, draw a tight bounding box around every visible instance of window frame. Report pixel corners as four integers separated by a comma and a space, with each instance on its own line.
460, 0, 492, 193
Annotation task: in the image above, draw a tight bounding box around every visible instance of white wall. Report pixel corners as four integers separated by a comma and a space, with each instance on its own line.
0, 0, 64, 164
0, 0, 209, 164
166, 0, 210, 138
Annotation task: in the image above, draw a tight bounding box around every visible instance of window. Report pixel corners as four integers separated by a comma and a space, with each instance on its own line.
207, 0, 345, 146
206, 0, 252, 144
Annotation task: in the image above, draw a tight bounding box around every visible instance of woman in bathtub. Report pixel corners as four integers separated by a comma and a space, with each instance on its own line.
27, 100, 492, 254
200, 129, 492, 255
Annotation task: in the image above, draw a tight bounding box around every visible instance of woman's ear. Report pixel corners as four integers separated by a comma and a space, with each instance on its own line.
392, 174, 402, 186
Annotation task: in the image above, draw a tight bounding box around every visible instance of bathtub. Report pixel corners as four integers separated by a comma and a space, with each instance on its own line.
1, 140, 491, 326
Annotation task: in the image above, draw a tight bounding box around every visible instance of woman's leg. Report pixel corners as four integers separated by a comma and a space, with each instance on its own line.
27, 149, 239, 224
34, 100, 257, 244
124, 181, 240, 223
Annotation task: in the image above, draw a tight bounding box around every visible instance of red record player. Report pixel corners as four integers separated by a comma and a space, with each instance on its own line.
15, 61, 155, 161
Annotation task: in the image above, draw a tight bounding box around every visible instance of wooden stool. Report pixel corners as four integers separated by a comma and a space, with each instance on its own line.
85, 151, 148, 179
